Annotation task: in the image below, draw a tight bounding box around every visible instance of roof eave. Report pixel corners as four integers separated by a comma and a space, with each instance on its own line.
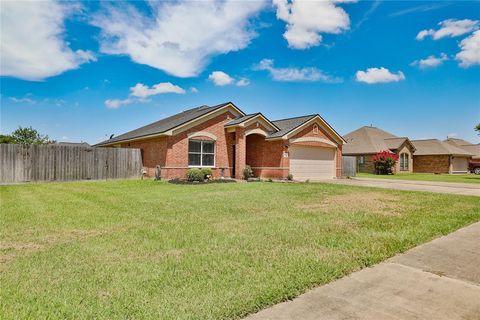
281, 115, 346, 144
95, 102, 245, 146
224, 113, 280, 132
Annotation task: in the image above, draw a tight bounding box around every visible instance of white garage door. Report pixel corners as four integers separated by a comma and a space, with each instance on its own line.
452, 157, 469, 173
289, 145, 336, 180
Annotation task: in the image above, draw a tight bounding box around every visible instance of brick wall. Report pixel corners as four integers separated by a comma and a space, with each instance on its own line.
356, 155, 375, 173
413, 155, 450, 173
120, 137, 167, 176
120, 112, 236, 179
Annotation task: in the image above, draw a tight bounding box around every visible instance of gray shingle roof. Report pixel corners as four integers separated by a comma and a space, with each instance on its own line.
384, 137, 409, 150
444, 138, 475, 146
457, 144, 480, 158
444, 138, 479, 158
96, 102, 232, 146
224, 113, 260, 127
343, 126, 398, 154
411, 139, 474, 156
56, 142, 90, 147
268, 115, 316, 138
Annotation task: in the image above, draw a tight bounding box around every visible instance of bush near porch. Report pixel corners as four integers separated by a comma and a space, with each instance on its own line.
1, 180, 479, 319
372, 151, 399, 175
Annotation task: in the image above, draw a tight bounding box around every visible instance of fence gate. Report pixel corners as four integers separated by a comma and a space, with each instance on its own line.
342, 156, 357, 177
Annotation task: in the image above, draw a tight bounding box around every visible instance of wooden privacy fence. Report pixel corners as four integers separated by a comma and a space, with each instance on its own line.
342, 156, 357, 177
0, 144, 143, 184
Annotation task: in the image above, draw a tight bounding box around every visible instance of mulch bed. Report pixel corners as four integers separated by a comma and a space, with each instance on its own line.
168, 178, 237, 185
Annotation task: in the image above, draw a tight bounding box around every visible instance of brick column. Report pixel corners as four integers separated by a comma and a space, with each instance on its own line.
336, 145, 342, 178
235, 128, 246, 179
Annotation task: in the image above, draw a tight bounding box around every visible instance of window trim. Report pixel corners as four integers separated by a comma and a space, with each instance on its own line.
188, 139, 216, 168
359, 156, 365, 165
400, 153, 409, 171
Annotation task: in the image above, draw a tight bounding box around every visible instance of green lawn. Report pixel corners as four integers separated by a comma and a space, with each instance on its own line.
1, 180, 479, 319
357, 172, 480, 184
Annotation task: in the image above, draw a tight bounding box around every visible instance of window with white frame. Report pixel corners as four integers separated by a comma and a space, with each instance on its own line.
188, 140, 215, 167
359, 156, 365, 165
400, 153, 409, 171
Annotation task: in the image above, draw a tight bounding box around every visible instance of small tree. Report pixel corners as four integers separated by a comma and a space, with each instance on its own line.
10, 126, 55, 145
476, 123, 480, 136
372, 151, 398, 175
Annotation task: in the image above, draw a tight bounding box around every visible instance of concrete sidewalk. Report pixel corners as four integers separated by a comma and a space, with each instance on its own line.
246, 222, 480, 320
324, 177, 480, 196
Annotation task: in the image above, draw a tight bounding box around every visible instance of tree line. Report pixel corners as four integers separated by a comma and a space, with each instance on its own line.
0, 127, 55, 145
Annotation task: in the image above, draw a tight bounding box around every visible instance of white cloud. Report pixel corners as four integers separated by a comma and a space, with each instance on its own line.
355, 67, 405, 84
272, 0, 354, 49
9, 97, 36, 104
75, 50, 97, 63
0, 1, 95, 81
416, 19, 479, 40
208, 71, 235, 86
255, 59, 341, 82
208, 71, 250, 86
456, 30, 480, 67
130, 82, 185, 99
104, 98, 133, 109
236, 78, 250, 86
105, 82, 185, 108
411, 53, 448, 68
92, 1, 265, 77
190, 87, 199, 93
389, 3, 450, 17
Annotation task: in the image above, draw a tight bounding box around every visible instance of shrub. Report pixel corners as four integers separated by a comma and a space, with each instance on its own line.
287, 174, 293, 181
186, 168, 203, 181
243, 165, 253, 180
201, 168, 213, 180
372, 151, 399, 175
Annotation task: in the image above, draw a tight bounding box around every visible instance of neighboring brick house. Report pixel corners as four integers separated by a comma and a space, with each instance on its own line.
342, 126, 473, 174
444, 138, 480, 160
411, 139, 474, 173
342, 126, 415, 173
96, 102, 346, 180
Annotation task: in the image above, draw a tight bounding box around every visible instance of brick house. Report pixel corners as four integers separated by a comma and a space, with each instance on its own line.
411, 139, 474, 173
343, 126, 473, 174
96, 102, 346, 180
343, 126, 416, 173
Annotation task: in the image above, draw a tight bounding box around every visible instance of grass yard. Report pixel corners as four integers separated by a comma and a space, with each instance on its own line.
1, 180, 479, 319
357, 172, 480, 184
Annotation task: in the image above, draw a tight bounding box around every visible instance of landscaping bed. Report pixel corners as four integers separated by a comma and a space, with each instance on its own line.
1, 180, 479, 319
168, 178, 237, 184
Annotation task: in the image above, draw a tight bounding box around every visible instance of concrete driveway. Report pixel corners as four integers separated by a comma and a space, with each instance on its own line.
246, 222, 480, 320
325, 177, 480, 196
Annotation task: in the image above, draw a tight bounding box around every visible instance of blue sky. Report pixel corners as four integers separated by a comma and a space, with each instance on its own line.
1, 0, 479, 144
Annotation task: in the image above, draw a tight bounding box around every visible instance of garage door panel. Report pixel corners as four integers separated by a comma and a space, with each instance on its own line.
452, 157, 469, 172
289, 145, 335, 180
